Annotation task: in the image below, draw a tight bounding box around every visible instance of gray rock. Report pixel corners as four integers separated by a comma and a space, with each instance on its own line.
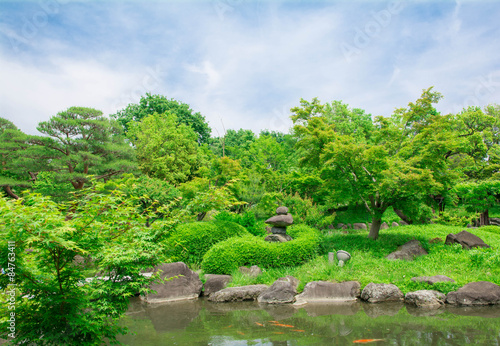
239, 265, 262, 277
353, 223, 367, 230
276, 206, 289, 215
203, 274, 232, 297
391, 222, 400, 227
336, 223, 345, 229
361, 283, 404, 303
265, 234, 292, 242
142, 262, 202, 303
446, 281, 500, 306
257, 277, 299, 304
411, 275, 455, 285
265, 214, 293, 227
208, 284, 269, 302
445, 231, 491, 249
386, 240, 428, 261
489, 217, 500, 226
270, 226, 287, 234
294, 281, 360, 305
399, 220, 409, 226
380, 222, 389, 230
405, 290, 446, 308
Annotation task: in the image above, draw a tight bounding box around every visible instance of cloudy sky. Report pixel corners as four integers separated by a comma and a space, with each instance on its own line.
1, 0, 499, 137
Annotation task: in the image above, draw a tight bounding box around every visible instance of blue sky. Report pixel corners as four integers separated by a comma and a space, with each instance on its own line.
1, 0, 499, 136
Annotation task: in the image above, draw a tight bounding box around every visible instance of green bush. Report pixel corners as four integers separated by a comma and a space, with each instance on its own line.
167, 220, 250, 264
213, 210, 266, 236
201, 224, 321, 274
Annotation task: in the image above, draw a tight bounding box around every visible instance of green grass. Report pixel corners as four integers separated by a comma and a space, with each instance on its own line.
218, 224, 500, 294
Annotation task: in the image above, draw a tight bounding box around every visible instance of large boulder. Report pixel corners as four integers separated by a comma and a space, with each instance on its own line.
404, 290, 446, 308
361, 283, 404, 303
446, 281, 500, 306
257, 276, 299, 304
208, 284, 269, 302
411, 275, 455, 285
203, 274, 232, 297
142, 262, 202, 303
239, 265, 262, 277
386, 240, 428, 261
294, 281, 360, 305
445, 231, 491, 249
265, 214, 294, 227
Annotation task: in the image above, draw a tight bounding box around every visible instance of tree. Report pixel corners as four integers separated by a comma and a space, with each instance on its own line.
0, 108, 137, 199
128, 112, 204, 184
0, 180, 183, 344
112, 93, 211, 144
291, 93, 442, 240
453, 180, 500, 226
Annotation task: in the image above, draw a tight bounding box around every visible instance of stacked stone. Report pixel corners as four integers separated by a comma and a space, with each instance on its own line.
264, 206, 293, 242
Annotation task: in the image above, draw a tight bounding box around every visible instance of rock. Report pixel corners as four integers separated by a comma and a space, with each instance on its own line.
391, 222, 400, 227
405, 290, 446, 308
399, 220, 409, 226
264, 234, 292, 242
294, 281, 360, 305
257, 277, 299, 304
265, 214, 293, 227
489, 217, 500, 226
328, 224, 335, 229
385, 240, 428, 261
446, 281, 500, 306
276, 206, 289, 215
361, 283, 404, 303
353, 223, 367, 230
265, 226, 272, 234
203, 274, 232, 297
380, 222, 389, 230
445, 231, 491, 249
336, 223, 345, 229
270, 226, 287, 234
411, 275, 455, 285
239, 265, 262, 277
142, 262, 202, 303
208, 284, 269, 302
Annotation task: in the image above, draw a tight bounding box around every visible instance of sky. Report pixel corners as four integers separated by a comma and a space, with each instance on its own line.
1, 0, 499, 137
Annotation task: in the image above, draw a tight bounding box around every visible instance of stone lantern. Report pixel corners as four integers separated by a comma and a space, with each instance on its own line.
264, 206, 293, 242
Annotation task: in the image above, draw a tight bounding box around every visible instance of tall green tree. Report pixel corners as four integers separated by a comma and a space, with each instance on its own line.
112, 93, 211, 144
128, 112, 204, 184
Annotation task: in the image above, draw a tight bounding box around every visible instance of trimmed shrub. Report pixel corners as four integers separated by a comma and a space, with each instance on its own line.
167, 220, 250, 264
201, 224, 321, 274
213, 210, 266, 236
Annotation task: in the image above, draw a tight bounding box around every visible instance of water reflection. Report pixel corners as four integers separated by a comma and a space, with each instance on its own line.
119, 298, 500, 345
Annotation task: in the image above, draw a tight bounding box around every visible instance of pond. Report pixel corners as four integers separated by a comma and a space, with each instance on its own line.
118, 297, 500, 345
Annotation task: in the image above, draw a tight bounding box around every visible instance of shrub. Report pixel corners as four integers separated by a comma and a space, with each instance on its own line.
213, 210, 266, 236
167, 220, 250, 264
201, 224, 321, 274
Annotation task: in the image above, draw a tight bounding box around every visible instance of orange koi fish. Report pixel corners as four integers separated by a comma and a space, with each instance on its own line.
223, 325, 232, 329
292, 329, 305, 332
272, 323, 295, 328
273, 332, 285, 334
353, 339, 385, 343
237, 331, 245, 335
255, 322, 264, 327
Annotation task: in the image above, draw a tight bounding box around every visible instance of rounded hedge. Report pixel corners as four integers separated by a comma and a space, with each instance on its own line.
201, 224, 321, 274
166, 220, 250, 264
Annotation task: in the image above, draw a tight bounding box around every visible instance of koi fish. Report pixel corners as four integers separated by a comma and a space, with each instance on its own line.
273, 332, 285, 334
353, 339, 385, 343
292, 329, 305, 332
237, 331, 245, 335
268, 320, 279, 323
223, 325, 232, 329
255, 322, 264, 327
272, 323, 295, 328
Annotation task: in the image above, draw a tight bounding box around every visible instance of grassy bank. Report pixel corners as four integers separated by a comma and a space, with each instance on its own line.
214, 224, 500, 294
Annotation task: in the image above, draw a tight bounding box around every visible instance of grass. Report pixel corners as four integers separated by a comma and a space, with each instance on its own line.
213, 224, 500, 295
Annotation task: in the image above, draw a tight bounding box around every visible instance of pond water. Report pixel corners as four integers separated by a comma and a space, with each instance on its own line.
118, 297, 500, 345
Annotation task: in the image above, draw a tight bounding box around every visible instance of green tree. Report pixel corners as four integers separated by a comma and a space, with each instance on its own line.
112, 93, 211, 144
453, 180, 500, 226
0, 180, 182, 344
128, 112, 204, 184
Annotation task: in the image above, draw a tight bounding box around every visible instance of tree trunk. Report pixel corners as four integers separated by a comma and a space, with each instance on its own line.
393, 207, 412, 224
479, 209, 489, 226
368, 217, 382, 240
197, 211, 207, 221
3, 185, 19, 199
